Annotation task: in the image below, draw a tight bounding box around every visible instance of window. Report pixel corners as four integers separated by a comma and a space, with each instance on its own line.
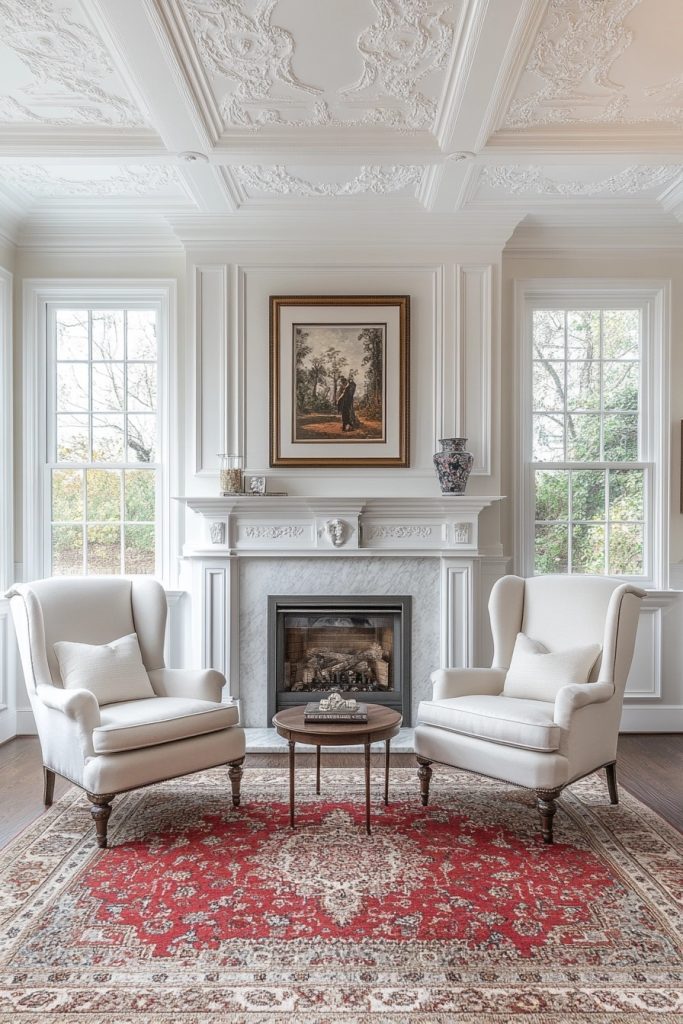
23, 282, 175, 583
518, 284, 668, 588
47, 306, 160, 576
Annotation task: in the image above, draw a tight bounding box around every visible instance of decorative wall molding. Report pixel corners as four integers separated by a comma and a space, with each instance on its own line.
456, 263, 493, 476
232, 165, 424, 199
366, 525, 433, 540
244, 525, 305, 541
482, 165, 682, 198
0, 0, 147, 127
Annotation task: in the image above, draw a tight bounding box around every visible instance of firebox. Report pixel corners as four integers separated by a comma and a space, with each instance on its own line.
267, 595, 411, 721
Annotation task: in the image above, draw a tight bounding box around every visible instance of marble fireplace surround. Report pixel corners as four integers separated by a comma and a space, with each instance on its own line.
177, 497, 507, 728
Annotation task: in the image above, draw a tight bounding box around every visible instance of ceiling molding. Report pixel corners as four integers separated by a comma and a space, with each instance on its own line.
482, 0, 549, 139
487, 125, 683, 154
505, 223, 683, 255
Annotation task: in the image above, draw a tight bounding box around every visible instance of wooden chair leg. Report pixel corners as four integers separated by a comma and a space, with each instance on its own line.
228, 757, 245, 807
536, 787, 562, 844
87, 793, 114, 849
605, 762, 619, 805
416, 756, 433, 806
43, 767, 56, 806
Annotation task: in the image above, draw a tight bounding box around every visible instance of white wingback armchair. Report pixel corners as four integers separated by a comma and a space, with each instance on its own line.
7, 576, 246, 848
415, 575, 645, 843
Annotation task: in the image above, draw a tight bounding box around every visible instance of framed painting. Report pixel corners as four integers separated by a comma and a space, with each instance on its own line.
270, 295, 409, 467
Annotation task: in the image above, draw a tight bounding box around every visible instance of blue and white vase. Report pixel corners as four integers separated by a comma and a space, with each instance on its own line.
433, 438, 474, 494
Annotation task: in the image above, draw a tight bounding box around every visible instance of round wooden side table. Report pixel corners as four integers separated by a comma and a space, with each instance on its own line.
272, 704, 402, 835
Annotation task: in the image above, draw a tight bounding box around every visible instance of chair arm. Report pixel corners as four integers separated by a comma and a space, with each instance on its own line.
431, 667, 507, 700
553, 681, 615, 730
36, 683, 100, 728
148, 667, 226, 703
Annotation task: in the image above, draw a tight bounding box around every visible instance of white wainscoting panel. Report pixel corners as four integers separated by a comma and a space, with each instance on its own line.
457, 264, 493, 476
193, 264, 228, 475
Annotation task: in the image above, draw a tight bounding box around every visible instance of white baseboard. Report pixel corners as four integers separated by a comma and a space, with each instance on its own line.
620, 705, 683, 732
15, 708, 37, 735
0, 707, 16, 744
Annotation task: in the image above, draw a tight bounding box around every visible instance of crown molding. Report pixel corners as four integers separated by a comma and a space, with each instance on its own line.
505, 223, 683, 257
16, 214, 184, 254
487, 126, 683, 155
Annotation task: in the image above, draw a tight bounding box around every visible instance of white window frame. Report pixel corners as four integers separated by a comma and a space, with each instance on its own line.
0, 266, 12, 593
514, 280, 670, 590
23, 280, 178, 585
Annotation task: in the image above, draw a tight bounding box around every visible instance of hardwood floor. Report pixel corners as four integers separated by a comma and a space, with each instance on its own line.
1, 734, 681, 849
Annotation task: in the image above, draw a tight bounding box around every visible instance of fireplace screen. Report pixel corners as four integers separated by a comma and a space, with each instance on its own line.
268, 596, 411, 720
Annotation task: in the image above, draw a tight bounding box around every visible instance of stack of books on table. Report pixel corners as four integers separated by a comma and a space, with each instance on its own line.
304, 702, 369, 724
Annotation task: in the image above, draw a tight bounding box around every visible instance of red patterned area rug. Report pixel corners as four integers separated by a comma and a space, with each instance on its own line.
0, 766, 681, 1024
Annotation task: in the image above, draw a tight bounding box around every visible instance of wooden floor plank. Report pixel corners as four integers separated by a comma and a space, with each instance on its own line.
0, 735, 680, 848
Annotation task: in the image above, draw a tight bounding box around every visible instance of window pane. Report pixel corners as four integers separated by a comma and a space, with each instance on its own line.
127, 310, 157, 359
572, 524, 606, 573
609, 523, 644, 575
92, 311, 124, 359
92, 415, 125, 461
603, 361, 639, 412
535, 470, 568, 521
92, 362, 125, 411
534, 524, 568, 573
52, 525, 83, 575
87, 524, 121, 574
52, 469, 83, 522
125, 469, 155, 521
603, 310, 639, 359
532, 361, 564, 411
567, 311, 600, 360
566, 414, 601, 461
571, 470, 605, 522
57, 414, 89, 462
56, 310, 88, 360
56, 363, 89, 412
533, 414, 564, 461
127, 414, 157, 462
87, 469, 121, 521
532, 310, 564, 360
609, 469, 644, 521
603, 414, 638, 460
125, 524, 155, 574
566, 360, 600, 411
126, 363, 156, 412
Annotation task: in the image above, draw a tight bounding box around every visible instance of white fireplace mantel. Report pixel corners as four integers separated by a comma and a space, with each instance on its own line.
176, 495, 506, 556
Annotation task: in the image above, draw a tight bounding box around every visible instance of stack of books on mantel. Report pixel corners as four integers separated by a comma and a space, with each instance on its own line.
304, 701, 369, 724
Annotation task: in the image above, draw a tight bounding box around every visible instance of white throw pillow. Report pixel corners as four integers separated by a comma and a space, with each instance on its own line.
54, 632, 155, 706
502, 632, 601, 702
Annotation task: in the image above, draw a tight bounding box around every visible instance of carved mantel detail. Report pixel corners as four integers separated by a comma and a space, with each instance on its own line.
366, 525, 432, 540
244, 525, 305, 541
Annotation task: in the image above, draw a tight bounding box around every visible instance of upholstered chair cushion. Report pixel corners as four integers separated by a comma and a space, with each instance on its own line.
502, 632, 601, 702
92, 697, 240, 754
54, 632, 156, 706
418, 695, 560, 752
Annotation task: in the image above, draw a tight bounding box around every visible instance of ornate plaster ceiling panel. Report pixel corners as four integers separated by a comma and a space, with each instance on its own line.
231, 163, 425, 198
0, 164, 188, 201
477, 164, 683, 199
503, 0, 683, 129
179, 0, 463, 131
0, 0, 149, 127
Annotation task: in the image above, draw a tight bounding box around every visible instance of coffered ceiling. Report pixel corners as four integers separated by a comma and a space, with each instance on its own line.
0, 0, 681, 246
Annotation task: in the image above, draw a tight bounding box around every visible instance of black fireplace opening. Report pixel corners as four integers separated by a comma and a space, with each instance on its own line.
268, 595, 411, 722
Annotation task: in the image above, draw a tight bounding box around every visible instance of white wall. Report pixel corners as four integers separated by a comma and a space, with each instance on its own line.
0, 243, 15, 742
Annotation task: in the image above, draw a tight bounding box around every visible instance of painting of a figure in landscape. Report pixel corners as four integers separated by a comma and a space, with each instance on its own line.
293, 323, 386, 442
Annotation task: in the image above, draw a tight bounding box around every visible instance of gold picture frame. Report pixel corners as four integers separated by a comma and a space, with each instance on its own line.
270, 295, 410, 467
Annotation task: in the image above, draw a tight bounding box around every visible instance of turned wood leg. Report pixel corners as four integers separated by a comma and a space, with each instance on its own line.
536, 787, 562, 844
605, 762, 619, 805
364, 742, 371, 835
416, 756, 433, 807
288, 740, 296, 828
86, 793, 114, 849
316, 745, 321, 795
228, 757, 245, 808
384, 739, 390, 806
43, 767, 55, 806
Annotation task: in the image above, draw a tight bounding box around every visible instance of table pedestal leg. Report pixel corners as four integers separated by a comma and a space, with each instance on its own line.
316, 744, 321, 795
384, 739, 391, 805
364, 742, 371, 835
288, 740, 295, 828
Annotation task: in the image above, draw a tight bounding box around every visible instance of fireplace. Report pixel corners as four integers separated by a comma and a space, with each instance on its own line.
268, 595, 411, 721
